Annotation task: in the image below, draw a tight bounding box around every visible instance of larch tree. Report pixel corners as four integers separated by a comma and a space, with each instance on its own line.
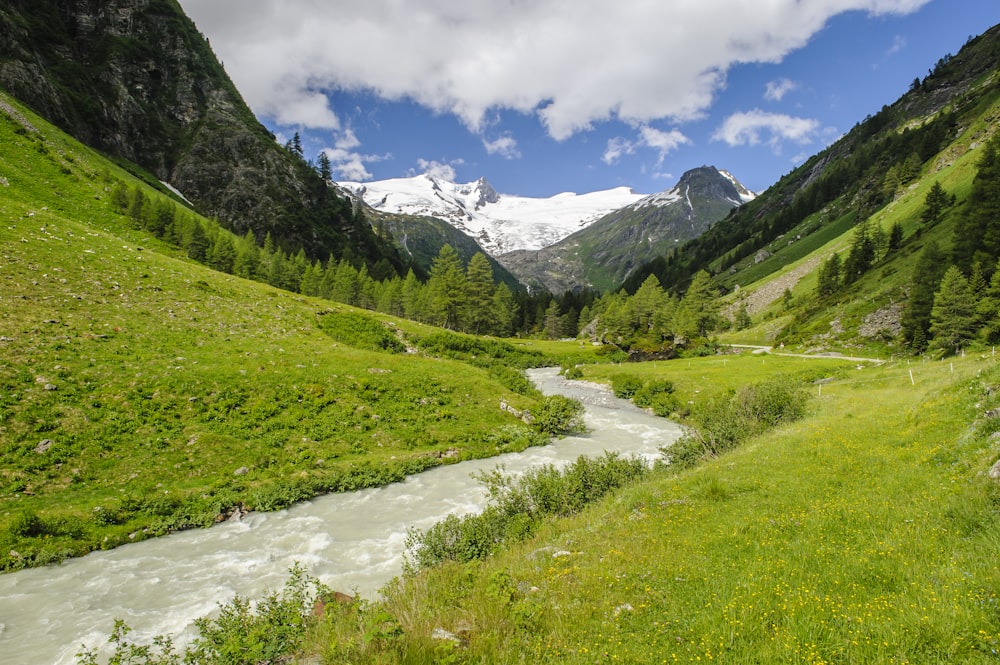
464, 253, 496, 334
929, 265, 977, 355
427, 245, 467, 330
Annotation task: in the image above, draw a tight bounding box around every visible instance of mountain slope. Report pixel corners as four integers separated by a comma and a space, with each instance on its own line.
501, 166, 754, 293
622, 24, 1000, 297
0, 0, 402, 269
338, 174, 646, 254
0, 92, 558, 570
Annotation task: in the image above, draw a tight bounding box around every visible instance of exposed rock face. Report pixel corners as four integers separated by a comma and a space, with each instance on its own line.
0, 0, 400, 266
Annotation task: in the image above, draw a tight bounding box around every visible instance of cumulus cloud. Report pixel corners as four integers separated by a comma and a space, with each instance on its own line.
483, 134, 521, 159
180, 0, 929, 139
712, 109, 821, 149
764, 78, 798, 102
603, 126, 690, 165
321, 128, 389, 181
887, 35, 907, 56
409, 159, 465, 181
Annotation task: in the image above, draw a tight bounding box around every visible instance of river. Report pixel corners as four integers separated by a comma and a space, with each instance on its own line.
0, 368, 683, 665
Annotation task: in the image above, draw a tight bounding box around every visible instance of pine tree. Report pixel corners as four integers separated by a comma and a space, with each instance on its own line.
317, 151, 332, 182
901, 241, 947, 347
209, 233, 235, 274
543, 301, 563, 339
816, 253, 842, 298
491, 283, 518, 337
979, 257, 1000, 343
921, 181, 949, 225
631, 274, 665, 333
401, 269, 424, 321
464, 253, 496, 334
929, 265, 976, 354
330, 260, 359, 305
233, 231, 258, 280
842, 219, 875, 284
186, 220, 209, 262
680, 270, 719, 337
888, 222, 903, 251
427, 245, 467, 330
735, 302, 752, 331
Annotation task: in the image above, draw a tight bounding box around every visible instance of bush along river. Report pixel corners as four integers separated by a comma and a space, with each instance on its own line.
0, 368, 683, 665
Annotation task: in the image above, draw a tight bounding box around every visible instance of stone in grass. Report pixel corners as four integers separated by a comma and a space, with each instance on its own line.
989, 459, 1000, 480
34, 439, 54, 454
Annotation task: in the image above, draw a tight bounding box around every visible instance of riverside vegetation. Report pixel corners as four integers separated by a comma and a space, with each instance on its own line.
0, 95, 589, 571
78, 352, 1000, 664
3, 16, 1000, 665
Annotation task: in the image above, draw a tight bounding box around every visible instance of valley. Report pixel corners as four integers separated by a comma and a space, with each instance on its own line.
1, 2, 999, 664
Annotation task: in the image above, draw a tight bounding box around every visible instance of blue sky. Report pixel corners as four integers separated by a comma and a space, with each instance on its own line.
180, 0, 999, 198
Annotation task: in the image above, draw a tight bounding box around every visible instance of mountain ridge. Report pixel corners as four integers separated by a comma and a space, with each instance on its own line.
500, 166, 755, 292
338, 173, 646, 255
0, 0, 404, 270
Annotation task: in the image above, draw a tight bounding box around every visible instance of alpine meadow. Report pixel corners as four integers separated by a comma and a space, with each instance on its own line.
1, 2, 1000, 664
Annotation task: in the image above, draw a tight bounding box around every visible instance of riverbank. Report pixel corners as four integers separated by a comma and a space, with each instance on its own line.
0, 368, 682, 665
299, 352, 1000, 663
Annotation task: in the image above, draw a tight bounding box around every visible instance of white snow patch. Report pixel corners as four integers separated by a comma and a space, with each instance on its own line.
338, 174, 647, 254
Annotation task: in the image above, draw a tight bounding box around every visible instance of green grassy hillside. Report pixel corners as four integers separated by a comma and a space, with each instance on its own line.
335, 351, 999, 663
0, 94, 566, 570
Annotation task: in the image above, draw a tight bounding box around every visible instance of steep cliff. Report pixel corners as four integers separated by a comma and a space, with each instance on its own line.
0, 0, 402, 268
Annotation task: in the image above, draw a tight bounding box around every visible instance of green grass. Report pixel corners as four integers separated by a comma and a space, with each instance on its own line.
0, 94, 558, 570
300, 352, 1000, 664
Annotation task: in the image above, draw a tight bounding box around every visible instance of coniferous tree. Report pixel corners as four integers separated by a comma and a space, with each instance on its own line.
929, 265, 976, 354
491, 283, 518, 337
543, 301, 563, 339
464, 253, 496, 334
427, 245, 467, 330
233, 231, 258, 280
979, 257, 1000, 343
401, 269, 424, 321
842, 219, 875, 284
901, 241, 947, 349
735, 302, 752, 330
186, 220, 209, 262
317, 151, 332, 182
209, 233, 235, 274
888, 222, 903, 252
953, 136, 1000, 271
921, 181, 949, 226
678, 270, 719, 338
816, 253, 842, 298
110, 181, 129, 211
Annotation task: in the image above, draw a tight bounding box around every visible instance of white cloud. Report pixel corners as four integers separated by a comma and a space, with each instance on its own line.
712, 109, 821, 149
887, 35, 907, 56
764, 78, 797, 102
410, 159, 465, 181
483, 134, 521, 159
321, 128, 388, 181
180, 0, 930, 139
603, 126, 690, 165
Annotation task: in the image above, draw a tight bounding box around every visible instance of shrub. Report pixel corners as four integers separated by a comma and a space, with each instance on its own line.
662, 377, 807, 469
611, 374, 643, 399
405, 453, 648, 571
317, 311, 405, 353
562, 365, 583, 380
10, 511, 46, 537
532, 395, 586, 435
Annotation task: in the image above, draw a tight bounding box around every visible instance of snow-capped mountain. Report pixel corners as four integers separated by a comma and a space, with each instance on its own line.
500, 166, 756, 292
337, 174, 646, 255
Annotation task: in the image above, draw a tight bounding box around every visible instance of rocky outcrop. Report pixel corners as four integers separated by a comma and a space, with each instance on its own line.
0, 0, 402, 267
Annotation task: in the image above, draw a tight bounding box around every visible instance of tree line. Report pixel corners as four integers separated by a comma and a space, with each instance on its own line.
815, 133, 1000, 355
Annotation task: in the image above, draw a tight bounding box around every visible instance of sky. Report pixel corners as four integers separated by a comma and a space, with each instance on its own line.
178, 0, 1000, 198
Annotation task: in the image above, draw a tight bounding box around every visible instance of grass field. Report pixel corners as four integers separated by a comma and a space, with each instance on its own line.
296, 351, 1000, 663
0, 95, 573, 570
